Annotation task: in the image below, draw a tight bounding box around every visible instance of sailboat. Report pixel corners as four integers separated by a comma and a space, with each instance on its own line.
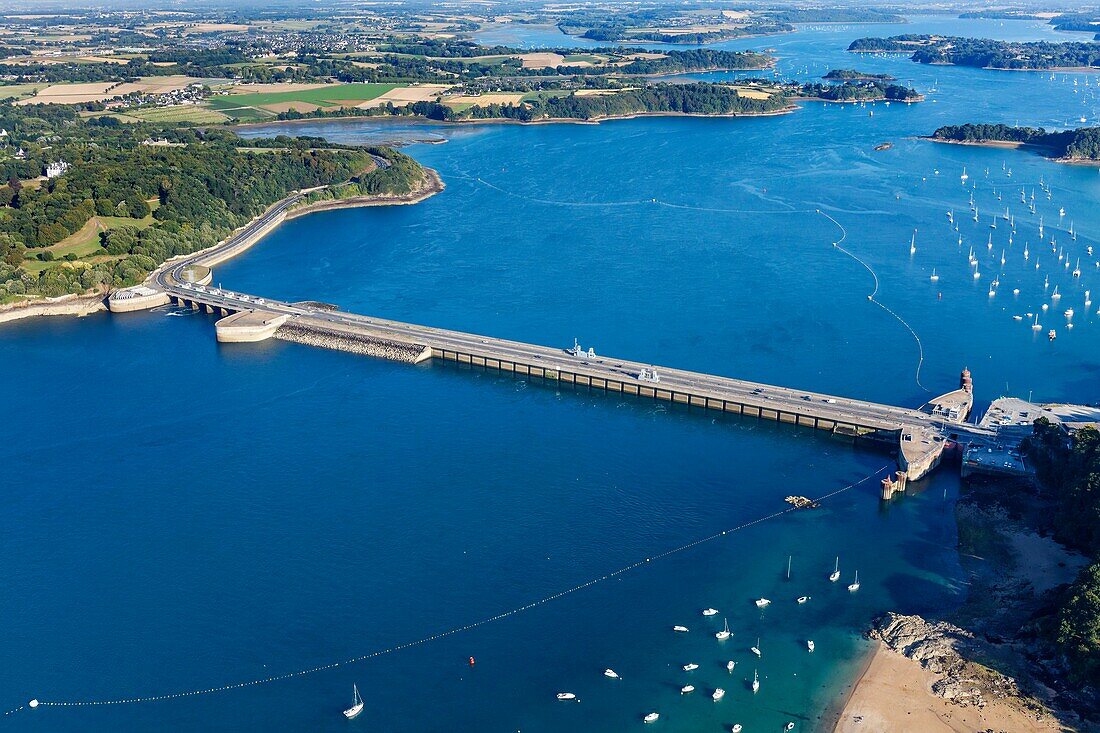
848, 571, 861, 593
752, 669, 760, 693
909, 231, 916, 255
930, 268, 939, 283
750, 638, 762, 657
716, 618, 731, 641
829, 557, 840, 582
343, 684, 365, 719
807, 640, 815, 652
960, 167, 968, 181
786, 555, 792, 581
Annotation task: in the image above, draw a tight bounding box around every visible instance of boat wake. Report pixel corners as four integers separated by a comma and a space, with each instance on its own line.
15, 466, 890, 716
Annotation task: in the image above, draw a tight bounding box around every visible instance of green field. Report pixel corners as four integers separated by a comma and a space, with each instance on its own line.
0, 83, 47, 101
126, 105, 230, 124
207, 83, 399, 113
24, 210, 156, 273
563, 54, 603, 63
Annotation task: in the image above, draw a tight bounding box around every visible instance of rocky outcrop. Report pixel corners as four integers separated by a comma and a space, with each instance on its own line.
871, 613, 1028, 710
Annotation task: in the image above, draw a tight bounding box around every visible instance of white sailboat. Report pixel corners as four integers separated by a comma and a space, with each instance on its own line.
909, 231, 916, 255
808, 640, 815, 652
848, 571, 861, 592
343, 684, 364, 720
750, 638, 762, 657
829, 557, 840, 582
752, 669, 760, 694
716, 618, 731, 641
929, 268, 939, 283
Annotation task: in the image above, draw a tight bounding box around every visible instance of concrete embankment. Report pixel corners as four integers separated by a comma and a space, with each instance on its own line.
274, 322, 431, 363
0, 291, 106, 324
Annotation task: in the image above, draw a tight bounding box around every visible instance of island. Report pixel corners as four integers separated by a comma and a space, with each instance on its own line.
928, 123, 1100, 163
849, 35, 1100, 70
823, 68, 897, 82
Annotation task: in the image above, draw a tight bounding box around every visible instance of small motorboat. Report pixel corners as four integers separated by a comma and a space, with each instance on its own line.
343, 684, 364, 720
755, 598, 771, 608
702, 608, 719, 616
808, 640, 815, 652
644, 712, 660, 724
715, 618, 731, 641
683, 663, 699, 671
556, 692, 578, 702
797, 596, 810, 604
604, 669, 620, 679
732, 725, 743, 733
673, 625, 689, 633
726, 660, 736, 673
712, 688, 725, 702
786, 723, 796, 731
681, 684, 695, 694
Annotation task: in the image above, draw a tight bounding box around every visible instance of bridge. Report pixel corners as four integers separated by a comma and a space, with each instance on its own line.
111, 192, 1004, 487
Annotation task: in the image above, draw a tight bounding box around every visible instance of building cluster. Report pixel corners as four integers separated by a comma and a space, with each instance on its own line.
107, 83, 208, 111
45, 160, 69, 179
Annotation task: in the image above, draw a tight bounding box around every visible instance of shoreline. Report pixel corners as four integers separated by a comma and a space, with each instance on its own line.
0, 289, 107, 326
832, 484, 1090, 733
231, 105, 800, 132
2, 167, 444, 328
923, 136, 1100, 166
285, 168, 444, 220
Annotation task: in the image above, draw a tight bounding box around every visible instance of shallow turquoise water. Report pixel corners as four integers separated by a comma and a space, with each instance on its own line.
4, 16, 1100, 733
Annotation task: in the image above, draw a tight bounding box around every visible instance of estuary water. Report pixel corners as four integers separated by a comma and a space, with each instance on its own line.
4, 15, 1100, 733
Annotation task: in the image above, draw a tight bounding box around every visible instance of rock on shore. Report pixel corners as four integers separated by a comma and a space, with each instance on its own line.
871, 612, 1027, 709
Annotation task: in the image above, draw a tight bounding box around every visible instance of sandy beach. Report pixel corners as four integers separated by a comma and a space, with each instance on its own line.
833, 642, 1065, 733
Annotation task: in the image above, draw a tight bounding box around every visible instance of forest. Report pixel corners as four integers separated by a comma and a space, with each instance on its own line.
1024, 420, 1100, 685
849, 35, 1100, 70
0, 106, 422, 300
931, 124, 1100, 160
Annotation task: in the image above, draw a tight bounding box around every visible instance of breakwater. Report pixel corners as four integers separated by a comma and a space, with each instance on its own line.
275, 322, 430, 363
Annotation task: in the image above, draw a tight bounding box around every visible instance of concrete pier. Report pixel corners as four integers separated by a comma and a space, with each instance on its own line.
215, 311, 288, 343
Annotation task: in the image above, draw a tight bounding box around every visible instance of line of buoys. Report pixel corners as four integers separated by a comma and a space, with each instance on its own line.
21, 467, 889, 714
817, 209, 931, 393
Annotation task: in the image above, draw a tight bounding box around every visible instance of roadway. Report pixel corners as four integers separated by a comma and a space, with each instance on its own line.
150, 192, 991, 441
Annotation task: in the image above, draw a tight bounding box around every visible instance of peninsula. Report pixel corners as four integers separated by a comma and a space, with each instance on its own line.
928, 123, 1100, 163
849, 35, 1100, 71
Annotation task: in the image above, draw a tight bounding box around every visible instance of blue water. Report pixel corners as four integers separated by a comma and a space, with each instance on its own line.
5, 16, 1100, 733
